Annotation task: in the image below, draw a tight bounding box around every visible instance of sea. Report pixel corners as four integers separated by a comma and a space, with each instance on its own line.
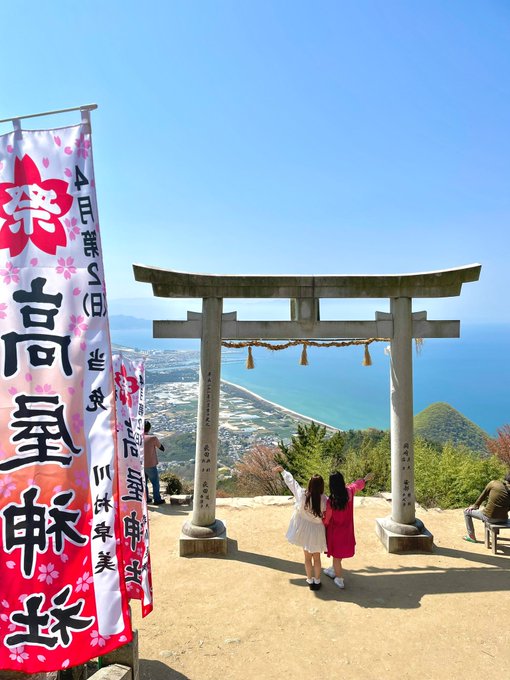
110, 322, 510, 436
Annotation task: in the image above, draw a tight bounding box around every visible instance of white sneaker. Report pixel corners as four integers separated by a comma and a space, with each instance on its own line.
334, 577, 345, 589
323, 567, 336, 579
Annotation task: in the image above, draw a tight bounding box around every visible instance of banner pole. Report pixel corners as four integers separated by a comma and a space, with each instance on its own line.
0, 103, 98, 124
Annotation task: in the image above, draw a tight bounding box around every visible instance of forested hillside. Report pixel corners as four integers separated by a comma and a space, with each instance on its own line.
226, 417, 507, 508
414, 402, 489, 453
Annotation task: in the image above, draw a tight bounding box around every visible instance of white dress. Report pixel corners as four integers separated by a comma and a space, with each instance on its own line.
281, 470, 327, 553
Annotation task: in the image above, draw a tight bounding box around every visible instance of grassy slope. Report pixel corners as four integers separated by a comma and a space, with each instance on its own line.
414, 402, 489, 453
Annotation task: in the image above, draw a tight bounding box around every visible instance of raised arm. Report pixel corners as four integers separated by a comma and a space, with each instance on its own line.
350, 472, 374, 494
273, 466, 303, 501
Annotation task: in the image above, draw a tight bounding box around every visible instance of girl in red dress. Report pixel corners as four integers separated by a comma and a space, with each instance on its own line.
323, 471, 374, 589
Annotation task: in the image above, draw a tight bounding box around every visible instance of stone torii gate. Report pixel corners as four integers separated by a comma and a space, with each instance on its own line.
133, 263, 481, 554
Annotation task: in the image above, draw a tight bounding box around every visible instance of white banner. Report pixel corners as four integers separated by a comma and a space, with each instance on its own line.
0, 120, 132, 672
113, 354, 153, 616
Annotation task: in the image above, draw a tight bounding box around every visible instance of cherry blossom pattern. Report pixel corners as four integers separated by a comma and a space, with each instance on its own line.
75, 134, 91, 159
9, 646, 29, 664
71, 412, 84, 434
56, 256, 77, 280
0, 609, 12, 631
114, 363, 140, 409
90, 630, 110, 648
64, 216, 80, 240
38, 563, 59, 585
0, 155, 72, 256
0, 302, 6, 319
76, 572, 94, 593
34, 383, 56, 395
69, 314, 88, 337
0, 475, 16, 499
0, 261, 20, 284
74, 468, 88, 489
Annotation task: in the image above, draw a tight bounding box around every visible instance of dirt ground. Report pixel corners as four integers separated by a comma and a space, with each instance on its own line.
132, 495, 510, 680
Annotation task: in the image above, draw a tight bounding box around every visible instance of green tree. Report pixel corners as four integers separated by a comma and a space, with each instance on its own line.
277, 421, 333, 484
341, 431, 390, 494
323, 430, 346, 467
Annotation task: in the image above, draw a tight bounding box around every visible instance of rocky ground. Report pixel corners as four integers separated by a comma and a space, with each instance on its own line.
132, 495, 510, 680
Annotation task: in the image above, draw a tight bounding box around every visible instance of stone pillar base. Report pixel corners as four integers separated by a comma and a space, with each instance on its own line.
376, 516, 433, 553
101, 630, 138, 680
180, 520, 227, 556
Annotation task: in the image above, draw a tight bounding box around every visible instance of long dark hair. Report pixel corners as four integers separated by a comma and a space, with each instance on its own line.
329, 472, 349, 511
305, 474, 324, 517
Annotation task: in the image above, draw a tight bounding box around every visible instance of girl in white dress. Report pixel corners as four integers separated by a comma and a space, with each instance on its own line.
274, 465, 327, 590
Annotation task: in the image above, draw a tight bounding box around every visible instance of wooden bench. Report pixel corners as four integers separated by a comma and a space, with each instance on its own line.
484, 519, 510, 554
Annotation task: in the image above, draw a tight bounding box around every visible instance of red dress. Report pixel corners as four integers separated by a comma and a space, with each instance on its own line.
324, 479, 365, 559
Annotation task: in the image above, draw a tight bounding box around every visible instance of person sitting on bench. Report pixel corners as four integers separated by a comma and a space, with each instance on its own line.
464, 472, 510, 543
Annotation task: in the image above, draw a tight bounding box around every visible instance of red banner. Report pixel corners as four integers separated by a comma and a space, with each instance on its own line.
113, 354, 153, 616
0, 119, 132, 671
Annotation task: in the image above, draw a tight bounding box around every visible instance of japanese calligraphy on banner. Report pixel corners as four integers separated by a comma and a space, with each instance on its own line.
0, 120, 132, 672
113, 354, 153, 617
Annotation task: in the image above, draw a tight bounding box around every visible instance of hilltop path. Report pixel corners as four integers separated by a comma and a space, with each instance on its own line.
132, 495, 510, 680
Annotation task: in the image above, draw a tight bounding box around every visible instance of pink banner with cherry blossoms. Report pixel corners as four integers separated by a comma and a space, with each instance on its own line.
0, 119, 132, 672
113, 354, 153, 617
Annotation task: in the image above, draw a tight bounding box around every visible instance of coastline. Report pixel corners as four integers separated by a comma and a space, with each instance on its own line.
221, 378, 339, 432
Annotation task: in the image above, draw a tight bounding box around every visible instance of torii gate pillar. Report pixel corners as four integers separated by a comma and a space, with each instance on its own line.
181, 297, 227, 554
375, 297, 433, 551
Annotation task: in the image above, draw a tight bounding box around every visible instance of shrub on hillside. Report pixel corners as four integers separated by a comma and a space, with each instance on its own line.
487, 424, 510, 467
217, 475, 240, 497
159, 471, 193, 495
239, 420, 506, 509
235, 444, 287, 496
341, 432, 391, 494
414, 438, 506, 508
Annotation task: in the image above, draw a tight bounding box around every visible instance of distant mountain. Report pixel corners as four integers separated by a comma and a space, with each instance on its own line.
109, 315, 150, 330
414, 402, 489, 453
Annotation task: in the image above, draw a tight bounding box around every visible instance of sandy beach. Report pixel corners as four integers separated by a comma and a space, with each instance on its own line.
221, 379, 339, 431
132, 494, 510, 680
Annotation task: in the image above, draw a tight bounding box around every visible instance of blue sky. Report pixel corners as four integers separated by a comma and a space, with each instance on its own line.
2, 1, 509, 325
